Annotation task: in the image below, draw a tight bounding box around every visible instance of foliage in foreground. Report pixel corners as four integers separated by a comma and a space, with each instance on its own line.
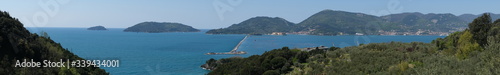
0, 11, 108, 75
203, 47, 337, 75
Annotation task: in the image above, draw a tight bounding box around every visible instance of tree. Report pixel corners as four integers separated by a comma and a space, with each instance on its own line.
489, 27, 500, 37
455, 31, 482, 59
494, 19, 500, 24
262, 70, 280, 75
295, 52, 309, 63
270, 57, 287, 69
468, 13, 492, 46
0, 10, 108, 75
328, 47, 340, 51
40, 31, 49, 38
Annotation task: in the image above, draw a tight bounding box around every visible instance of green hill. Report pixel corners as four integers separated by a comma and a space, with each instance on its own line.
124, 22, 200, 33
0, 11, 108, 74
296, 9, 391, 35
207, 9, 473, 35
206, 17, 296, 34
382, 12, 468, 32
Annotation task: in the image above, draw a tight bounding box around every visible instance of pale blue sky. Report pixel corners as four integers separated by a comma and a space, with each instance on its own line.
0, 0, 498, 29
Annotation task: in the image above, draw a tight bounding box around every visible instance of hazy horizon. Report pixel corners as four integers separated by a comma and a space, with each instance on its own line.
1, 0, 499, 29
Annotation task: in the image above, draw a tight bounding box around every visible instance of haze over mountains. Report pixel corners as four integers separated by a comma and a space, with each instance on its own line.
207, 9, 500, 35
459, 14, 500, 23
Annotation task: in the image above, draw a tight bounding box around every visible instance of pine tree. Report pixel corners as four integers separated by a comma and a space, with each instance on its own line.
468, 13, 492, 46
494, 19, 500, 24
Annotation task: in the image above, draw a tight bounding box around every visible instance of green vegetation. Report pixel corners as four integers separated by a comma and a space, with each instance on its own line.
87, 26, 107, 30
0, 11, 108, 74
297, 10, 391, 35
124, 22, 200, 33
207, 9, 472, 35
454, 31, 481, 59
459, 13, 500, 23
203, 13, 500, 74
469, 13, 493, 46
201, 47, 339, 75
382, 13, 468, 32
206, 17, 296, 34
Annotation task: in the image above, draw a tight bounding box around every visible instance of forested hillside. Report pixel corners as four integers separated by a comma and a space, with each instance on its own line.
124, 22, 200, 33
0, 11, 108, 74
206, 17, 296, 34
207, 9, 473, 35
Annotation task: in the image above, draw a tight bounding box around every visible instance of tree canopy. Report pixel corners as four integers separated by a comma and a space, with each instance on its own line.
0, 10, 108, 74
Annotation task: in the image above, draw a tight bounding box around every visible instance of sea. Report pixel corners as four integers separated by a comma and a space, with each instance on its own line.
26, 27, 445, 75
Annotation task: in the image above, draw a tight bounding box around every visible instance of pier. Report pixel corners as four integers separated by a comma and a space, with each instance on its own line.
205, 35, 248, 55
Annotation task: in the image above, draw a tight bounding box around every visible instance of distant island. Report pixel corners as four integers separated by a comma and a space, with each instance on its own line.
87, 26, 107, 30
124, 22, 200, 33
206, 9, 500, 36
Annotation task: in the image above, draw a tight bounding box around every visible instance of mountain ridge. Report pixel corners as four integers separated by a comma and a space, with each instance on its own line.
124, 22, 200, 33
208, 9, 492, 35
206, 17, 296, 34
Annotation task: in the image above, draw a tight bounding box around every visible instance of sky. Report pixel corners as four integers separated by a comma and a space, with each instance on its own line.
0, 0, 499, 29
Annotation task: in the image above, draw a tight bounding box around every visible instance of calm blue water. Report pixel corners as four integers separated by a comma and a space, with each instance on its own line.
26, 27, 445, 75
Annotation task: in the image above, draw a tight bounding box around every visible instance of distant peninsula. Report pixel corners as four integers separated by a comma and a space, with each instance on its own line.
206, 17, 295, 34
124, 22, 200, 33
87, 26, 107, 30
206, 9, 500, 35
